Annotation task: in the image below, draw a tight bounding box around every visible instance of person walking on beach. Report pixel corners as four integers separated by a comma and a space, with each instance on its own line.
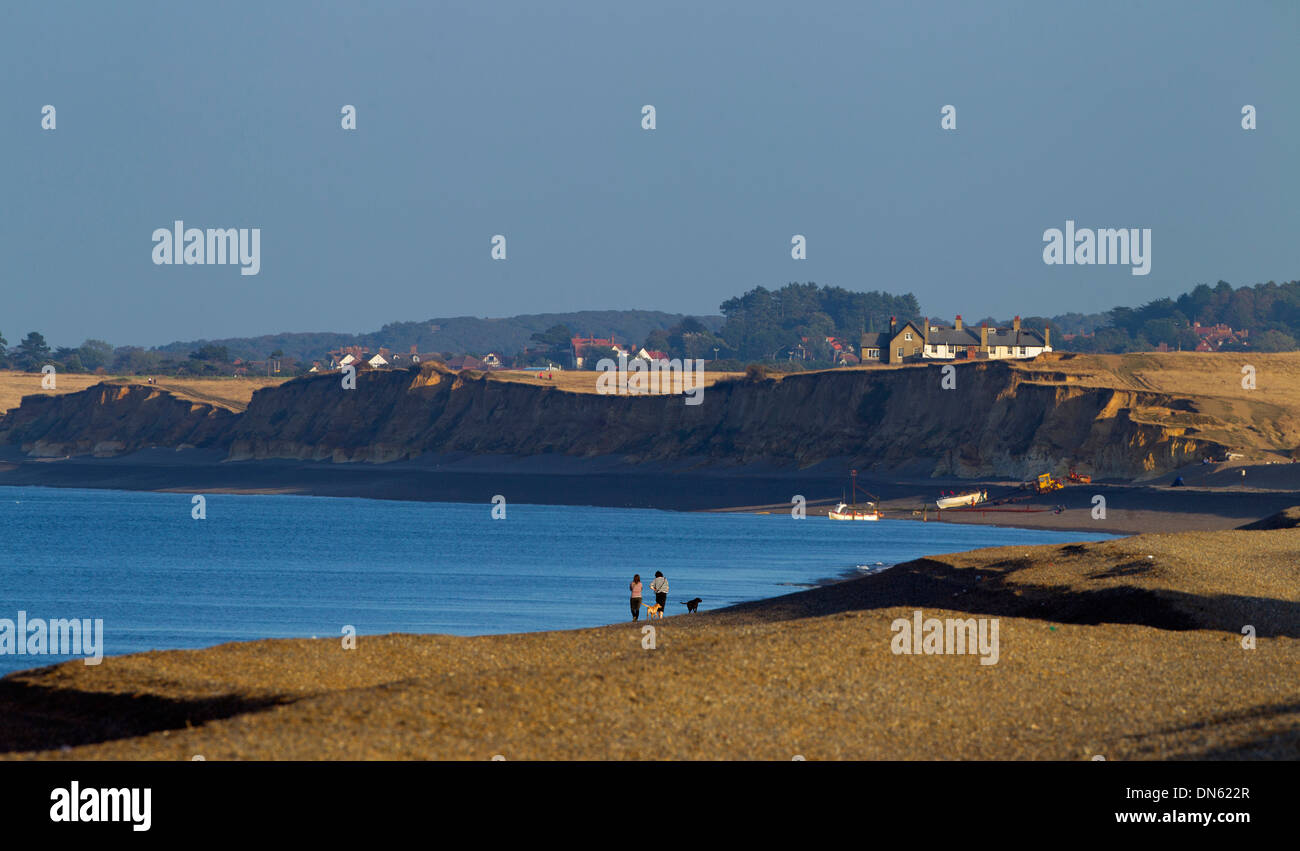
650, 570, 668, 614
629, 574, 642, 621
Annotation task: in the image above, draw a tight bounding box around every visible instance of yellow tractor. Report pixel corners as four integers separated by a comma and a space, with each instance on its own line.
1032, 472, 1064, 493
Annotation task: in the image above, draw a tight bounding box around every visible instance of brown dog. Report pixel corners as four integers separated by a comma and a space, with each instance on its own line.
642, 602, 664, 620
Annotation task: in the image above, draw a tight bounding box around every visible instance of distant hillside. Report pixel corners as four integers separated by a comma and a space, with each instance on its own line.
154, 311, 724, 362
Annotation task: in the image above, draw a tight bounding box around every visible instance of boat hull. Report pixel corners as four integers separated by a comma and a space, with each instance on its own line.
936, 491, 987, 510
829, 502, 881, 521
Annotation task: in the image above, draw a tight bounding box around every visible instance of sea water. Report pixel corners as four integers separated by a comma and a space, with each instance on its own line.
0, 486, 1113, 674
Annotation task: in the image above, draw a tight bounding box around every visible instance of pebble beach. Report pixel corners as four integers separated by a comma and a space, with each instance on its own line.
3, 521, 1296, 760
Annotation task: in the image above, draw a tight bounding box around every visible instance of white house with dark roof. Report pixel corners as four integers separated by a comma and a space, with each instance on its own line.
920, 315, 1051, 360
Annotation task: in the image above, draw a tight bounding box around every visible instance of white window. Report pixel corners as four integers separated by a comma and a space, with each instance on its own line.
904, 332, 912, 341
896, 347, 903, 358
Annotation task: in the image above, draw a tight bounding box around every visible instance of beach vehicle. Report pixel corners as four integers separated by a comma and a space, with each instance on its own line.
935, 490, 988, 510
829, 469, 882, 521
1022, 472, 1064, 493
1067, 467, 1091, 484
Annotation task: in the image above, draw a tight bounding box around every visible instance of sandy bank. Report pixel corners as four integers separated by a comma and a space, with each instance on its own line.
3, 524, 1296, 760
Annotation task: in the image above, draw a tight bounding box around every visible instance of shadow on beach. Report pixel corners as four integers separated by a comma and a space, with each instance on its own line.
0, 678, 287, 755
710, 553, 1300, 638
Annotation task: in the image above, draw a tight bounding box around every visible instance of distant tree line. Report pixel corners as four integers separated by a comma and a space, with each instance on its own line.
151, 310, 720, 363
0, 332, 273, 376
705, 278, 1300, 361
0, 332, 116, 373
718, 283, 920, 361
1055, 280, 1300, 353
5, 278, 1299, 376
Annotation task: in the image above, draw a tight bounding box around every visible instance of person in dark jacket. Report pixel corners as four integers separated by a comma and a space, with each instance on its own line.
649, 571, 668, 613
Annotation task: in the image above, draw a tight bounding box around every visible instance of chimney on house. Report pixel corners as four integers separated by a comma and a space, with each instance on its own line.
954, 314, 963, 331
1044, 323, 1051, 349
889, 316, 897, 337
922, 317, 929, 351
410, 345, 418, 355
980, 322, 989, 351
1013, 315, 1021, 332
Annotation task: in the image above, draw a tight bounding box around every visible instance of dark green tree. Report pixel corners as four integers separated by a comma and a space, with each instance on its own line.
1252, 329, 1297, 352
582, 345, 620, 368
188, 344, 231, 362
14, 331, 52, 371
529, 324, 573, 349
77, 339, 114, 372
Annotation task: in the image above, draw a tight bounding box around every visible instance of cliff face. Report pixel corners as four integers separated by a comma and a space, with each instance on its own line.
0, 383, 235, 457
0, 358, 1250, 478
219, 361, 1222, 478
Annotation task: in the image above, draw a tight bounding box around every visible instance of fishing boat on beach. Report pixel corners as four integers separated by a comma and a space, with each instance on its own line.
829, 501, 880, 521
935, 490, 988, 510
829, 469, 881, 521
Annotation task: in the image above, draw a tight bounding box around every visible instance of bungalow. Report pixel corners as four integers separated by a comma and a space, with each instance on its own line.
328, 345, 370, 369
398, 345, 432, 365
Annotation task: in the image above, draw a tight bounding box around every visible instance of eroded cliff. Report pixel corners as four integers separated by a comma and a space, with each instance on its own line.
0, 382, 236, 457
3, 353, 1291, 479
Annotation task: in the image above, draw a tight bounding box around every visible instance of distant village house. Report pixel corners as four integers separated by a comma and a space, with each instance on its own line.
860, 315, 1052, 364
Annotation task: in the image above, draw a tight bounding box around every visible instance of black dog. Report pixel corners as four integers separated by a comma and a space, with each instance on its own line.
680, 597, 703, 613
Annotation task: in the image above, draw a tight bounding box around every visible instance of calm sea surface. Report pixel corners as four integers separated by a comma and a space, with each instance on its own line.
0, 486, 1113, 674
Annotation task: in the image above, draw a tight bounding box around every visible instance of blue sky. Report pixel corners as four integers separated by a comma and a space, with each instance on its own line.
2, 0, 1296, 347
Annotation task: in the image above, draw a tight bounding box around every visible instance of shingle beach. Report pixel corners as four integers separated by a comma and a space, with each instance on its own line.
3, 524, 1296, 760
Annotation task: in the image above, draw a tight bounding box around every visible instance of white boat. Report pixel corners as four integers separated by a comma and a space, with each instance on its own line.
936, 490, 988, 510
829, 469, 882, 521
830, 501, 880, 521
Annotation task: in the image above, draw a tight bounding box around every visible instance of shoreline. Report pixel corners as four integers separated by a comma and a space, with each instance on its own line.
0, 484, 1100, 680
2, 521, 1296, 760
2, 447, 1298, 535
1, 451, 1294, 759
